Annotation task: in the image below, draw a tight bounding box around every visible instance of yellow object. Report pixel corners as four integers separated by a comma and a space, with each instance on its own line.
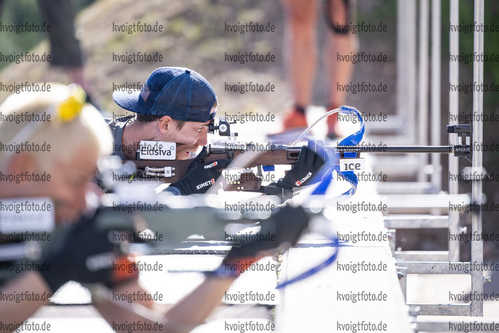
57, 84, 86, 122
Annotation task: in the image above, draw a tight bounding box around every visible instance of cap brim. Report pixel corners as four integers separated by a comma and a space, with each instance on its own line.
112, 89, 149, 114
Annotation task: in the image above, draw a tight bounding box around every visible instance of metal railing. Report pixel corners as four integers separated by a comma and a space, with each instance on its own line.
383, 0, 487, 327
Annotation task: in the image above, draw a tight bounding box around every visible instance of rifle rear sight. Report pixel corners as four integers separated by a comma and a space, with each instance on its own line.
208, 116, 238, 137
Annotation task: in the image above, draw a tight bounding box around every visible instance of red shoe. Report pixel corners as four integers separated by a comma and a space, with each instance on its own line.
282, 107, 308, 130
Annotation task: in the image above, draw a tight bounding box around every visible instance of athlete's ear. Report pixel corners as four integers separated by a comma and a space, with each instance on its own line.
158, 116, 173, 135
7, 152, 38, 175
5, 152, 40, 194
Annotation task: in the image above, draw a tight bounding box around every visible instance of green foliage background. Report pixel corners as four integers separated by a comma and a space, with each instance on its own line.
0, 0, 95, 70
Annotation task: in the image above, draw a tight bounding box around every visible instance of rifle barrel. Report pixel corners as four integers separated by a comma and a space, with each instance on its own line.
336, 145, 457, 153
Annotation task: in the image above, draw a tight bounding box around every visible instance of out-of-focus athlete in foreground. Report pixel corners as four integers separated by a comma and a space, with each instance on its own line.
0, 85, 310, 332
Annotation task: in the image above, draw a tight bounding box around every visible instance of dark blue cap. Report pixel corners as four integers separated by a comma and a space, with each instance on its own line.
112, 67, 217, 122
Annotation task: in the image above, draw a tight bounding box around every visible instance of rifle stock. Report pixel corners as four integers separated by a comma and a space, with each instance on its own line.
133, 145, 303, 183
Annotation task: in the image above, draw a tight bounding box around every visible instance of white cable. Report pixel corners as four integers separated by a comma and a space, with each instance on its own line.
290, 107, 341, 145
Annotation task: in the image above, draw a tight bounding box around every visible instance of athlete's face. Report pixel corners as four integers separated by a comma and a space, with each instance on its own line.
166, 120, 211, 160
1, 144, 98, 224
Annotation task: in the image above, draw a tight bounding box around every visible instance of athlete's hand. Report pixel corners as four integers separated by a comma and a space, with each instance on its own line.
262, 141, 326, 200
169, 147, 231, 195
278, 140, 326, 188
213, 205, 310, 277
38, 213, 138, 292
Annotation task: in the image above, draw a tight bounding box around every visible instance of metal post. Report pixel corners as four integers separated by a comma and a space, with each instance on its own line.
418, 0, 429, 183
471, 0, 484, 317
448, 0, 460, 261
397, 0, 416, 143
431, 0, 442, 192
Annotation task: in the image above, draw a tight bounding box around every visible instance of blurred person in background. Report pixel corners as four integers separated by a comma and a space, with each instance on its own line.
270, 0, 358, 141
0, 0, 96, 104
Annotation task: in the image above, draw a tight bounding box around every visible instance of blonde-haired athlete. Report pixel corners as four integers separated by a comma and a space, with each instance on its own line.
0, 84, 309, 332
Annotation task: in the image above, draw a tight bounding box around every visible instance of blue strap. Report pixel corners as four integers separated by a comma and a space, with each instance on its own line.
333, 106, 364, 196
310, 146, 337, 195
277, 105, 365, 288
338, 106, 365, 146
312, 105, 364, 196
276, 235, 342, 289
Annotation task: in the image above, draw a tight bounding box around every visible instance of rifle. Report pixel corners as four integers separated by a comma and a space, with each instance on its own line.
129, 113, 473, 191
134, 143, 301, 189
0, 193, 283, 282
